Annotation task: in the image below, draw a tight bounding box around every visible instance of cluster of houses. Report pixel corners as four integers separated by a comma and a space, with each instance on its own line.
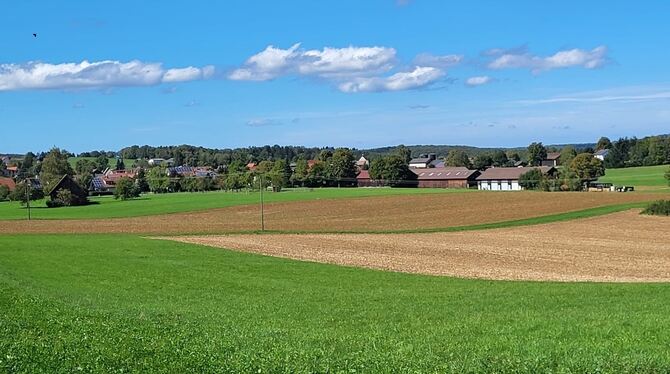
90, 165, 218, 194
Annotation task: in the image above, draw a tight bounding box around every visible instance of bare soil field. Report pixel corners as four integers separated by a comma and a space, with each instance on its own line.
1, 191, 668, 235
160, 210, 670, 282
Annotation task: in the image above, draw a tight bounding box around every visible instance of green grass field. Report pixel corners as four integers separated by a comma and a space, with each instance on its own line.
1, 234, 669, 372
67, 156, 137, 169
0, 188, 466, 220
599, 164, 669, 190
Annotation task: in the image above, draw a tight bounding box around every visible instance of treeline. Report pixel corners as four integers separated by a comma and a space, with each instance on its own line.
602, 135, 670, 168
119, 145, 338, 167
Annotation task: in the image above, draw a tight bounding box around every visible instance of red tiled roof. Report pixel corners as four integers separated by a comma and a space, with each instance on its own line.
0, 177, 16, 191
357, 170, 370, 180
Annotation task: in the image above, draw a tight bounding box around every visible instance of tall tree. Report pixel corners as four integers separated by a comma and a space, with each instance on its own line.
491, 150, 509, 167
290, 158, 309, 187
395, 144, 412, 164
560, 146, 578, 167
472, 154, 493, 170
96, 155, 110, 172
445, 150, 471, 168
369, 155, 417, 187
115, 158, 126, 170
328, 148, 357, 187
527, 142, 547, 167
596, 137, 612, 150
570, 153, 605, 182
40, 148, 75, 193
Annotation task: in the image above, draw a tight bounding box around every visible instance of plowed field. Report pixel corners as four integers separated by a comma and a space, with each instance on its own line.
160, 210, 670, 282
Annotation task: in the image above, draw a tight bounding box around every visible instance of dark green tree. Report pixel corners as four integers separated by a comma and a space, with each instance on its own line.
445, 150, 471, 168
518, 168, 544, 190
527, 142, 547, 167
596, 137, 612, 150
472, 154, 493, 170
570, 153, 605, 182
491, 150, 509, 167
395, 144, 412, 164
96, 155, 110, 172
115, 158, 126, 170
135, 169, 150, 192
114, 177, 140, 200
328, 148, 357, 187
40, 148, 75, 193
560, 146, 578, 168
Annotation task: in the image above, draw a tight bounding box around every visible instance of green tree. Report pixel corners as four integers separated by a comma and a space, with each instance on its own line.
395, 145, 412, 164
560, 146, 578, 168
518, 168, 544, 190
270, 159, 291, 189
472, 154, 493, 170
115, 158, 126, 170
114, 177, 140, 200
135, 168, 150, 192
96, 155, 110, 172
290, 158, 309, 187
665, 167, 670, 186
40, 148, 75, 193
570, 153, 605, 182
369, 155, 417, 187
0, 159, 6, 175
491, 150, 509, 167
0, 185, 9, 201
328, 148, 357, 187
527, 142, 547, 167
596, 137, 612, 150
10, 181, 44, 205
445, 150, 471, 168
147, 167, 170, 193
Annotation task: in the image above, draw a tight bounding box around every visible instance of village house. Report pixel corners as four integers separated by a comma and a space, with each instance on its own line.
0, 177, 16, 191
167, 166, 217, 178
476, 166, 556, 191
412, 167, 479, 188
90, 169, 138, 194
541, 152, 561, 167
594, 149, 609, 161
356, 170, 376, 187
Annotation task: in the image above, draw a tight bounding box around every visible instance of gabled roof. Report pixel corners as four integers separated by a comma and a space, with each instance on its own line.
594, 149, 609, 156
356, 170, 370, 179
545, 152, 561, 160
412, 167, 478, 180
409, 157, 432, 164
476, 166, 555, 181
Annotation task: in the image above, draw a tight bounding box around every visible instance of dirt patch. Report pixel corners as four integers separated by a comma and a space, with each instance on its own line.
158, 210, 670, 282
1, 191, 667, 235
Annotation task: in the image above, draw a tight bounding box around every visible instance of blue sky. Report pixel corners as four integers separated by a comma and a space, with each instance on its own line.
1, 0, 669, 153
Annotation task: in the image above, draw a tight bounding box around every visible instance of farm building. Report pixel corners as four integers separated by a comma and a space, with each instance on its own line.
409, 154, 438, 168
594, 149, 609, 161
412, 167, 479, 188
48, 175, 89, 205
167, 166, 217, 178
356, 170, 375, 187
476, 166, 556, 191
90, 169, 138, 194
541, 153, 561, 167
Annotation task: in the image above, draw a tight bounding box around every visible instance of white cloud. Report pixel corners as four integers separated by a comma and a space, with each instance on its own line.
246, 118, 283, 127
338, 66, 444, 93
465, 76, 493, 86
229, 43, 396, 81
412, 53, 463, 68
0, 60, 215, 91
487, 46, 608, 73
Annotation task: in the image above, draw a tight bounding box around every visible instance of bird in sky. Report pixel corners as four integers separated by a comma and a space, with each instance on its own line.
32, 33, 37, 37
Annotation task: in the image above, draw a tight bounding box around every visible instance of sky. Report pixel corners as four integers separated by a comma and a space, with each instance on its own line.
1, 0, 670, 153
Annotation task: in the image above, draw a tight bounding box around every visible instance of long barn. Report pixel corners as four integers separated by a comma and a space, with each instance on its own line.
412, 167, 479, 188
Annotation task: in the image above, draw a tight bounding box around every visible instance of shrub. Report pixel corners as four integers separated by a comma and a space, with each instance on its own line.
114, 177, 140, 200
641, 200, 670, 216
0, 185, 9, 201
519, 168, 544, 190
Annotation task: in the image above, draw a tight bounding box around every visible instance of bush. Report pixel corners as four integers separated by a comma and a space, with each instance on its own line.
0, 185, 9, 201
114, 177, 140, 200
641, 200, 670, 216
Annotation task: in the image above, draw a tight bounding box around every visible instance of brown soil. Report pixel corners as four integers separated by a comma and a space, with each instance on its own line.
158, 210, 670, 282
1, 191, 667, 235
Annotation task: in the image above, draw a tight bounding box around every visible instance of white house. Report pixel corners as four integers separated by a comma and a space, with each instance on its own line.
408, 154, 437, 168
476, 166, 556, 191
594, 149, 609, 161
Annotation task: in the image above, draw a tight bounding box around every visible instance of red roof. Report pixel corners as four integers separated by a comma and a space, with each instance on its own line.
6, 166, 18, 172
0, 177, 16, 191
357, 170, 370, 180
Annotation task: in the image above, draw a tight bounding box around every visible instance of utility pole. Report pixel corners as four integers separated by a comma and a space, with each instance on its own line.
259, 174, 265, 231
26, 179, 31, 221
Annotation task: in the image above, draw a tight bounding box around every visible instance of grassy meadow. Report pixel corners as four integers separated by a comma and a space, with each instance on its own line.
0, 187, 466, 220
67, 156, 137, 169
598, 164, 669, 190
2, 234, 670, 373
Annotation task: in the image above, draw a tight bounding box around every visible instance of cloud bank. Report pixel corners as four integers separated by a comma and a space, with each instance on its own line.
465, 75, 493, 86
0, 60, 214, 91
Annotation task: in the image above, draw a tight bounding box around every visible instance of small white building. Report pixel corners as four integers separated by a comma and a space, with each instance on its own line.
476, 166, 556, 191
408, 153, 437, 168
594, 149, 609, 161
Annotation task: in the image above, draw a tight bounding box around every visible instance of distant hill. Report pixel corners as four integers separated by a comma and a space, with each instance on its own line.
360, 143, 597, 159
